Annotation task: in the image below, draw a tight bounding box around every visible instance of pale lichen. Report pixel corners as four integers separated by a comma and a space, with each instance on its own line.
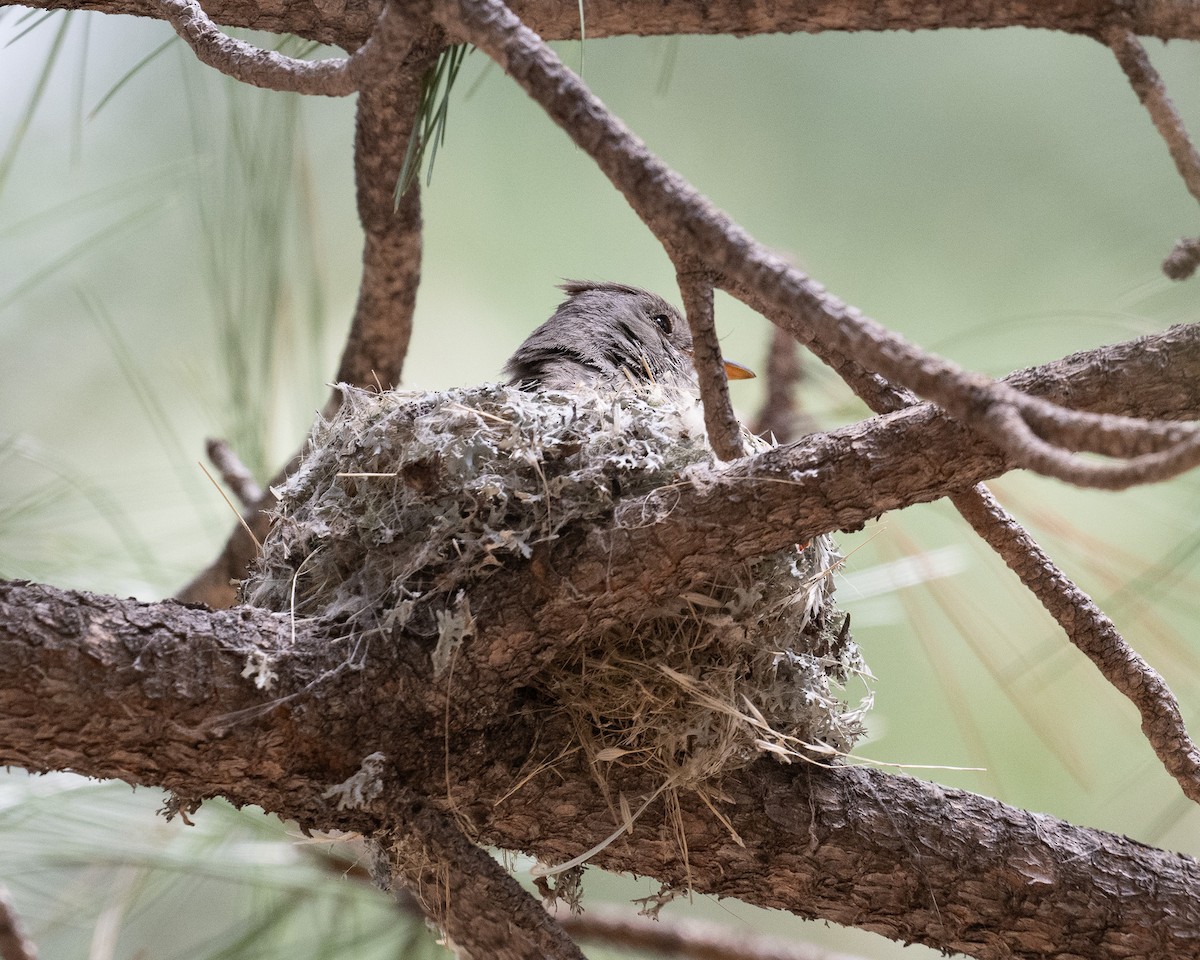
244, 382, 870, 797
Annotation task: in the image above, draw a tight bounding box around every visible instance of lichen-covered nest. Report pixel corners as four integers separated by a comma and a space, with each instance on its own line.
244, 383, 871, 792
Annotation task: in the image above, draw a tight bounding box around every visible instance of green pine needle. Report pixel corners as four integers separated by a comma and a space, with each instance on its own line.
395, 44, 470, 206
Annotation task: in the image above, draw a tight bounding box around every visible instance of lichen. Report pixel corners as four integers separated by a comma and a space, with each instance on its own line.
243, 382, 871, 798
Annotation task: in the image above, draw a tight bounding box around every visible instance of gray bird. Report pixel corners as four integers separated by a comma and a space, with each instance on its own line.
504, 280, 754, 390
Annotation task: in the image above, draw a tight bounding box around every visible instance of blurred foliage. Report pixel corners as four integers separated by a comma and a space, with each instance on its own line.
2, 10, 1200, 959
0, 771, 446, 959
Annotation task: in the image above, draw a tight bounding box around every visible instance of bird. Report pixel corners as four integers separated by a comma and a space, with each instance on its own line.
504, 280, 754, 390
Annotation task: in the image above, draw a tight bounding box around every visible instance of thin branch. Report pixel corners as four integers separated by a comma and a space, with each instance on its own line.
0, 887, 37, 960
1163, 236, 1200, 280
439, 0, 1200, 490
175, 449, 300, 608
1104, 25, 1200, 281
725, 279, 917, 414
205, 438, 263, 507
676, 263, 745, 460
977, 402, 1200, 491
749, 326, 813, 443
1105, 25, 1200, 206
559, 905, 865, 960
376, 798, 587, 960
951, 484, 1200, 803
158, 0, 360, 95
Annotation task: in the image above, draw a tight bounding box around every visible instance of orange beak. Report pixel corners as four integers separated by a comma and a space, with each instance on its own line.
723, 359, 756, 381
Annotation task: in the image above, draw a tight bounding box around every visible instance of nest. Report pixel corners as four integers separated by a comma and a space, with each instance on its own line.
244, 383, 871, 797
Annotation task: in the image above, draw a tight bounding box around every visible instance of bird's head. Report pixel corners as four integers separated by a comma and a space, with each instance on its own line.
505, 280, 753, 390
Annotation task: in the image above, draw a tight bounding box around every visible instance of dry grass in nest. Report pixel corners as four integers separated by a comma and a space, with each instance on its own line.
243, 382, 871, 835
545, 542, 870, 798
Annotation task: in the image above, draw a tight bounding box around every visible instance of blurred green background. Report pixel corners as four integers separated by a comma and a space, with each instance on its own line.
2, 8, 1200, 958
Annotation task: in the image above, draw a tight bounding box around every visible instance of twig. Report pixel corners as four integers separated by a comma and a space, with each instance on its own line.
676, 263, 745, 460
749, 326, 813, 443
1105, 26, 1200, 206
1104, 26, 1200, 281
951, 484, 1200, 803
158, 0, 365, 95
0, 887, 38, 960
176, 448, 302, 607
558, 904, 865, 960
376, 796, 587, 960
205, 438, 263, 507
1163, 237, 1200, 280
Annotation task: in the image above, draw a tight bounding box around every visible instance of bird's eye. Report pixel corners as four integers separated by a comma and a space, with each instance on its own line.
651, 314, 673, 335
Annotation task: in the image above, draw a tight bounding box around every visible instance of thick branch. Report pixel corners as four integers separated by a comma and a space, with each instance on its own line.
736, 288, 1200, 801
10, 0, 1200, 56
4, 579, 1200, 960
482, 758, 1200, 960
560, 906, 866, 960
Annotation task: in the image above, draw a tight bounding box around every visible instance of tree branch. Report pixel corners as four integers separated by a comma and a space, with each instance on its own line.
560, 905, 866, 960
676, 262, 745, 460
749, 326, 812, 444
12, 0, 1200, 58
335, 6, 436, 388
1164, 236, 1200, 279
0, 887, 37, 960
157, 0, 362, 94
3, 577, 1200, 960
731, 293, 1200, 802
951, 484, 1200, 803
1103, 24, 1200, 281
1105, 25, 1200, 209
175, 450, 300, 608
205, 438, 264, 507
374, 799, 587, 960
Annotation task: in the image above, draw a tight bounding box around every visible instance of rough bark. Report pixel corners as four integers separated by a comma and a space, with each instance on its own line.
11, 0, 1200, 52
3, 577, 1199, 960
